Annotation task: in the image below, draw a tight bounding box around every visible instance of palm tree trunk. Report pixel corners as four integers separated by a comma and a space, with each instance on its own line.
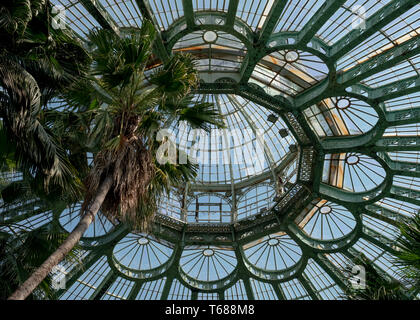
8, 175, 114, 300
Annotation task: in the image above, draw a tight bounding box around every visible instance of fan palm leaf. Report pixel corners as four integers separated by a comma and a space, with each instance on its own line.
9, 19, 224, 300
395, 213, 420, 290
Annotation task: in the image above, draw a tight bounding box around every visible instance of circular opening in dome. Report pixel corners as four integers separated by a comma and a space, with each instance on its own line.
203, 249, 215, 257
137, 237, 149, 245
203, 31, 218, 43
346, 155, 360, 165
284, 51, 299, 63
320, 206, 332, 214
268, 238, 279, 246
336, 98, 351, 110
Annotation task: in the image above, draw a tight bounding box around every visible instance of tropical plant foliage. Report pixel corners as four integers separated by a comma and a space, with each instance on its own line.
395, 213, 420, 291
0, 226, 81, 300
0, 0, 91, 298
1, 1, 224, 300
0, 0, 90, 200
65, 22, 225, 232
341, 254, 408, 300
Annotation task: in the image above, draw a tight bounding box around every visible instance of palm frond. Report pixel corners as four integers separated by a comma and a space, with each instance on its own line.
341, 253, 407, 300
0, 55, 83, 199
178, 98, 225, 131
395, 213, 420, 287
88, 20, 155, 90
150, 52, 199, 102
0, 223, 82, 300
0, 0, 33, 36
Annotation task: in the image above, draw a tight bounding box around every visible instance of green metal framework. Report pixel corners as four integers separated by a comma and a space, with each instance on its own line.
1, 0, 420, 300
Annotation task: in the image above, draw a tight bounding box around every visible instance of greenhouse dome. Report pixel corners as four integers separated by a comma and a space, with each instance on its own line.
1, 0, 420, 301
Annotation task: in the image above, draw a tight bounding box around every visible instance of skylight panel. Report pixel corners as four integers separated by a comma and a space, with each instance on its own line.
60, 203, 115, 238
113, 233, 173, 271
237, 0, 273, 31
275, 0, 326, 32
3, 210, 53, 233
317, 0, 392, 45
225, 280, 248, 300
304, 259, 344, 300
98, 0, 143, 27
51, 0, 101, 36
60, 256, 110, 300
193, 0, 230, 12
135, 278, 166, 299
352, 239, 403, 280
101, 277, 135, 300
150, 0, 183, 30
249, 279, 278, 300
279, 278, 311, 300
197, 292, 219, 299
384, 124, 420, 137
362, 54, 420, 88
375, 196, 419, 217
362, 214, 400, 241
168, 279, 192, 299
384, 93, 420, 112
393, 175, 420, 192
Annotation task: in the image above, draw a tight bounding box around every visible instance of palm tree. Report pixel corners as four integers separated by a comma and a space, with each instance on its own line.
0, 225, 81, 300
0, 1, 92, 299
395, 213, 420, 295
8, 21, 224, 300
341, 253, 407, 300
1, 2, 91, 298
0, 0, 91, 200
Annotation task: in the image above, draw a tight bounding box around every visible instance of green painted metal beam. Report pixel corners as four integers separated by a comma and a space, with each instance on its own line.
374, 136, 420, 152
385, 106, 420, 127
89, 269, 118, 300
314, 254, 348, 292
390, 185, 420, 206
182, 0, 195, 28
191, 290, 198, 300
319, 182, 387, 205
387, 160, 420, 178
257, 1, 288, 45
237, 1, 291, 84
53, 250, 104, 299
337, 35, 420, 87
311, 151, 324, 193
160, 276, 174, 300
272, 284, 286, 300
135, 0, 170, 63
292, 110, 321, 148
361, 227, 399, 255
242, 277, 255, 300
79, 0, 120, 34
127, 281, 143, 300
236, 1, 291, 83
320, 127, 384, 153
365, 204, 411, 227
370, 76, 420, 102
330, 0, 417, 60
225, 0, 240, 27
299, 274, 321, 300
294, 78, 331, 111
345, 248, 404, 287
298, 0, 347, 45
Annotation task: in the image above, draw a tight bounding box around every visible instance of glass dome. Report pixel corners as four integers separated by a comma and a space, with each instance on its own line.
1, 0, 420, 301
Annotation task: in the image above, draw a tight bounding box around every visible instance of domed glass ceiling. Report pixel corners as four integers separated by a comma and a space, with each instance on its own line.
1, 0, 420, 300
